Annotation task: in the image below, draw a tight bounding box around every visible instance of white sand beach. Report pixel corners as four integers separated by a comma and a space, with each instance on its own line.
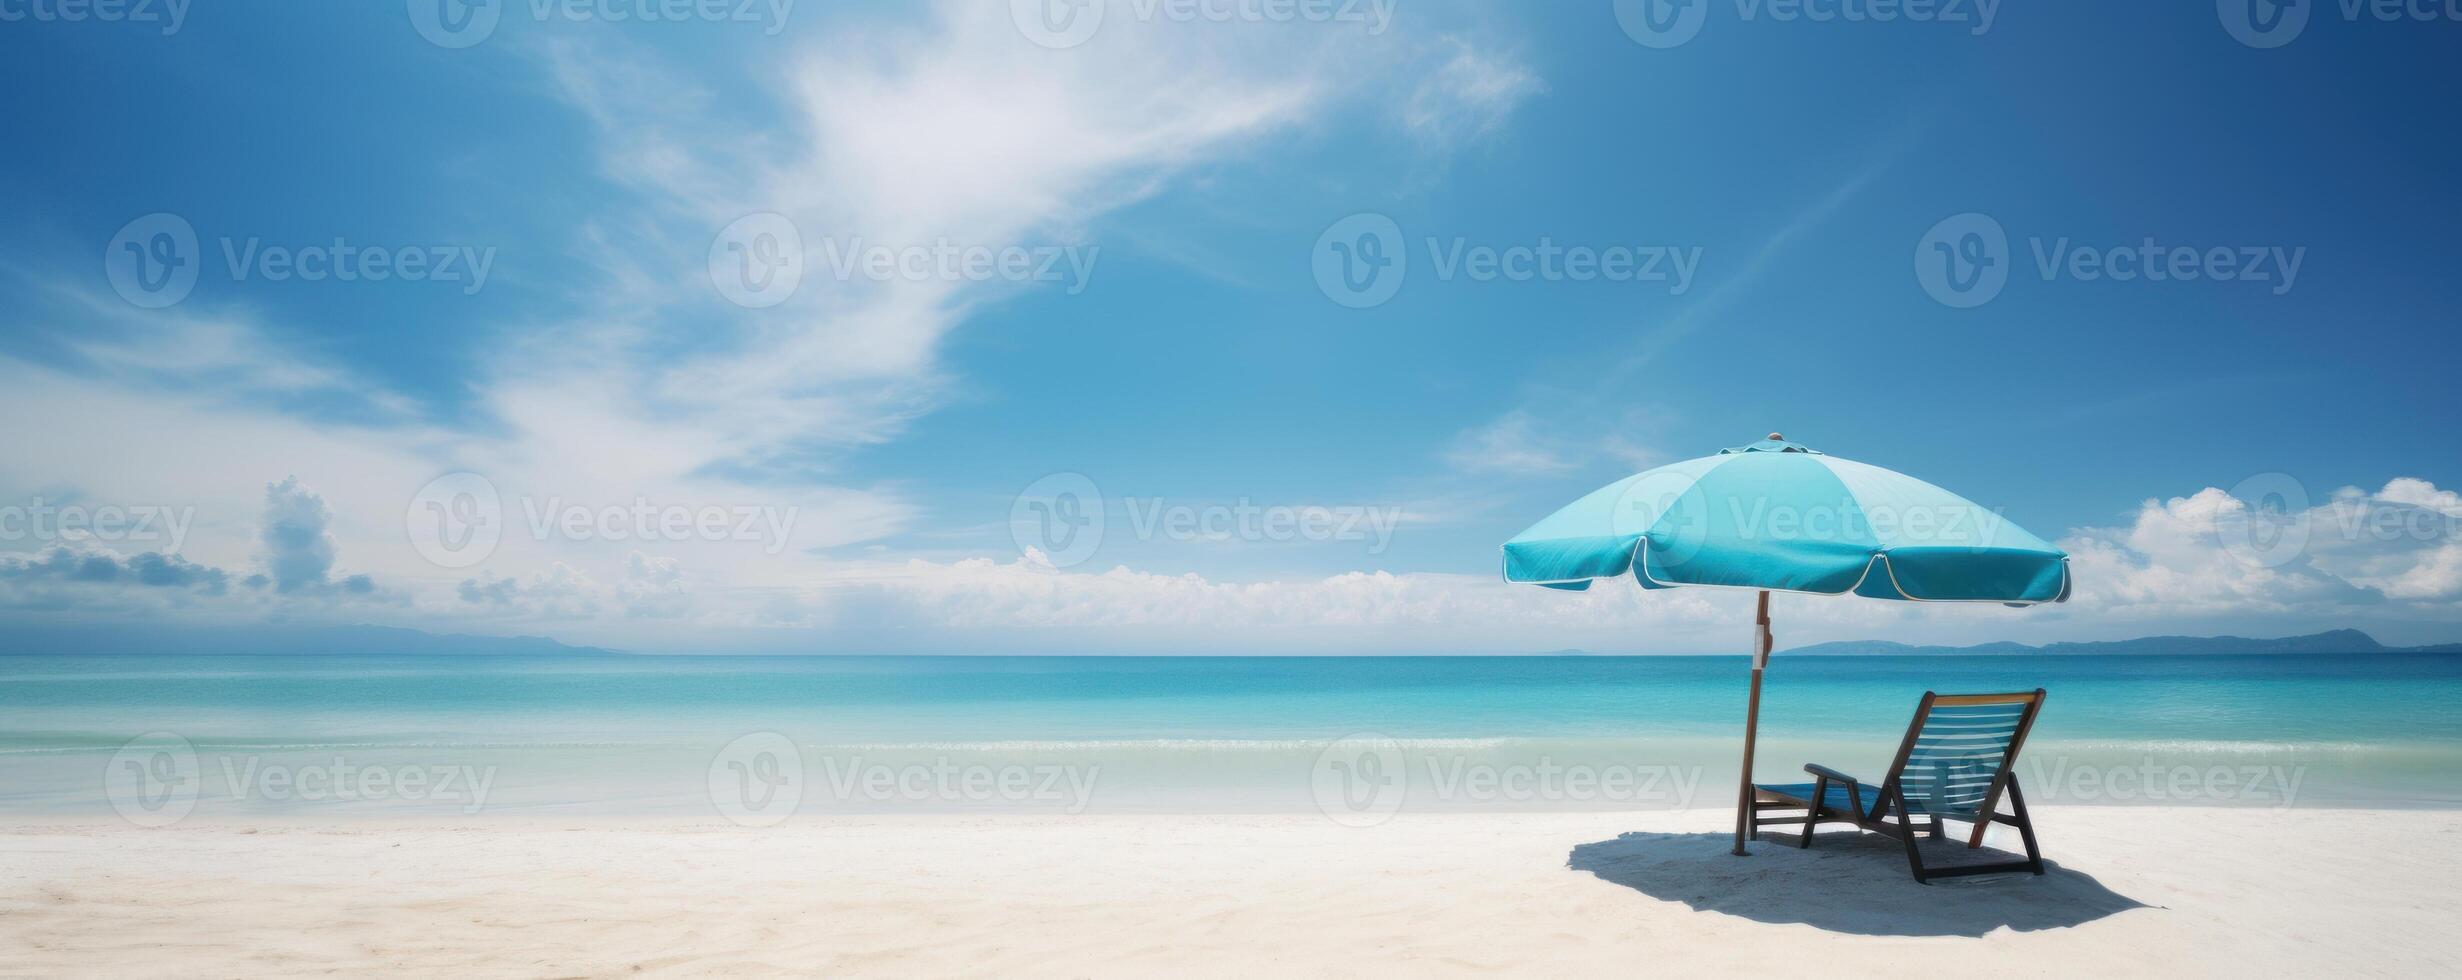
2, 807, 2449, 977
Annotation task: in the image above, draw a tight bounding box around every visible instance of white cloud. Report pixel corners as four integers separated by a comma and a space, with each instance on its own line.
866, 550, 1707, 630
256, 477, 374, 596
2304, 481, 2462, 601
457, 562, 602, 619
14, 282, 416, 420
711, 477, 2462, 652
1403, 38, 1544, 147
1444, 407, 1666, 478
2058, 478, 2462, 618
522, 2, 1338, 468
1443, 410, 1579, 475
0, 545, 230, 611
450, 551, 694, 621
2374, 477, 2462, 517
618, 551, 692, 619
12, 467, 2462, 652
523, 1, 1543, 454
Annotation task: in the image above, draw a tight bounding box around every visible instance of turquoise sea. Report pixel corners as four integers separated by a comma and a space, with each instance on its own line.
3, 653, 2456, 821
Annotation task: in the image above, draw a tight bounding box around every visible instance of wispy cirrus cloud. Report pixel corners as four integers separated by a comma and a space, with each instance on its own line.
1444, 407, 1665, 478
0, 1, 1547, 644
1443, 410, 1581, 475
1403, 38, 1545, 148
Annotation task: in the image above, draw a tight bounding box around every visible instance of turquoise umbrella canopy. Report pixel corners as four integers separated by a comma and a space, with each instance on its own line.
1502, 434, 2069, 857
1502, 435, 2069, 606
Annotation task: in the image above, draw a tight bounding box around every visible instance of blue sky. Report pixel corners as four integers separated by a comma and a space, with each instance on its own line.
2, 1, 2458, 653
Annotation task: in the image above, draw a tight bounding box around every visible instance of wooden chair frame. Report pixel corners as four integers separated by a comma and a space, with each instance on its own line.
1747, 689, 2048, 884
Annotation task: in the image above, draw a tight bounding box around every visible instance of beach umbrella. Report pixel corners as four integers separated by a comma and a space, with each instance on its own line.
1501, 434, 2069, 855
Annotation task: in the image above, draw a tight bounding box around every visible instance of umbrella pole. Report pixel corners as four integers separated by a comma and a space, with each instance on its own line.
1732, 590, 1772, 856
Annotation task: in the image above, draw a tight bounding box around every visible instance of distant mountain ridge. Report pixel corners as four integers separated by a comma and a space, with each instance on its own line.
1785, 628, 2462, 657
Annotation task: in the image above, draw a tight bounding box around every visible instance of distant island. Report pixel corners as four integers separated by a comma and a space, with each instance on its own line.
1783, 628, 2462, 657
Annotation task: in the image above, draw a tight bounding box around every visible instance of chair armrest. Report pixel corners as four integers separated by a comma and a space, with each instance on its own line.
1803, 764, 1880, 820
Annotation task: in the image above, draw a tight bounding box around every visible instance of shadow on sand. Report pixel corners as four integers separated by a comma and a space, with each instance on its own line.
1567, 830, 2149, 937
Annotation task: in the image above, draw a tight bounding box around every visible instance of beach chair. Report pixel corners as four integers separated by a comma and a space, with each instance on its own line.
1748, 690, 2047, 883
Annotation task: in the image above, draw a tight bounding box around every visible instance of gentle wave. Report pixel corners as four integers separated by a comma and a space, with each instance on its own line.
2024, 739, 2407, 755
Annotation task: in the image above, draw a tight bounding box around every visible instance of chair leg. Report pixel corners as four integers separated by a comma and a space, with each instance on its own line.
1798, 775, 1826, 848
2005, 781, 2044, 875
1928, 813, 1944, 839
1889, 787, 1928, 884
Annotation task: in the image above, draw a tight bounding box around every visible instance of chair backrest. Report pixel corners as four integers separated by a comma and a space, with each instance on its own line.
1881, 690, 2045, 818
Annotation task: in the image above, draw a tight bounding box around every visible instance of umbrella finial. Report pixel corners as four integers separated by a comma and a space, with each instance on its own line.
1766, 432, 1784, 442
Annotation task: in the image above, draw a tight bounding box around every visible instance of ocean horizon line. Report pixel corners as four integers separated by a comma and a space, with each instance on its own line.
6, 624, 2459, 658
